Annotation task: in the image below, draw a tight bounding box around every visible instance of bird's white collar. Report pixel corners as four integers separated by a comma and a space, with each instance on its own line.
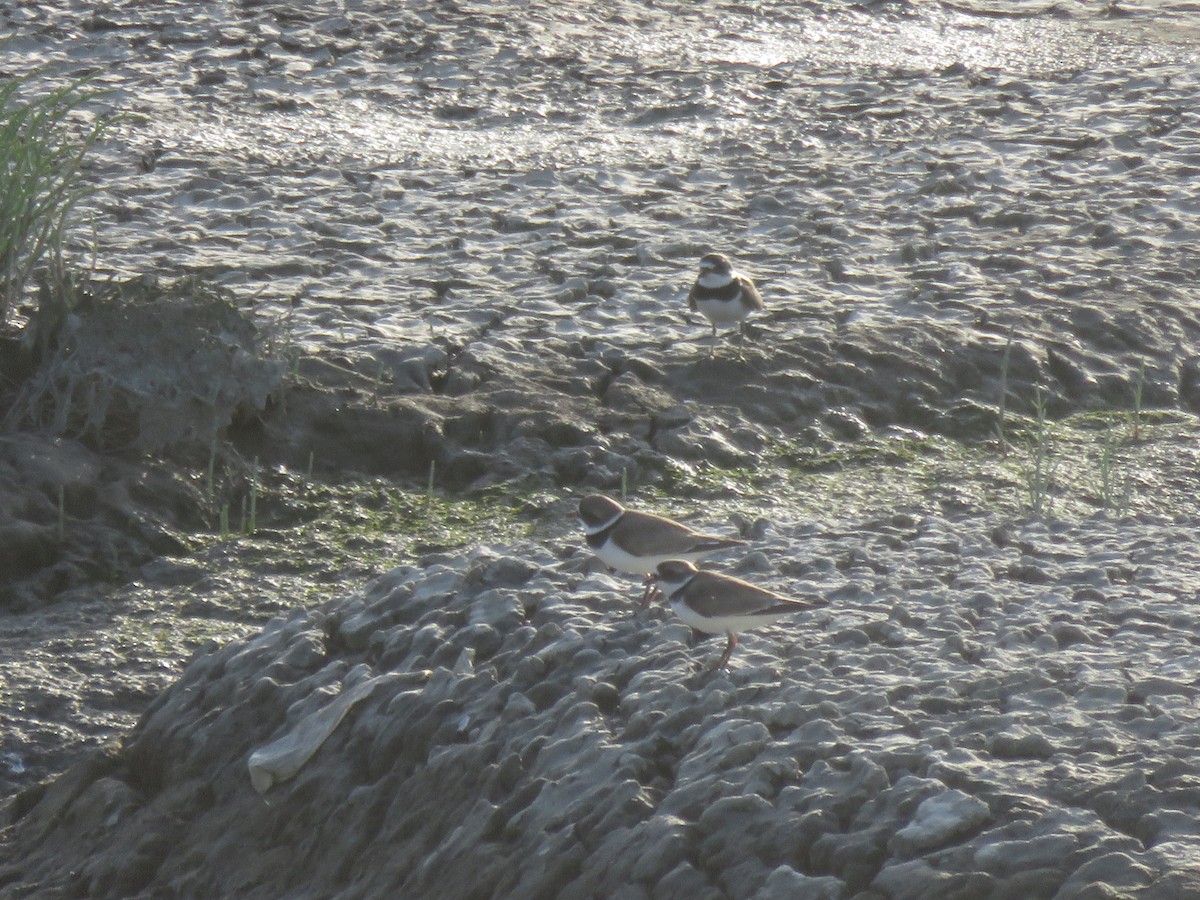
697, 271, 735, 289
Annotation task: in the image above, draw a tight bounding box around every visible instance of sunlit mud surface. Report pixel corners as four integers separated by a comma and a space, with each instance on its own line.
6, 0, 1200, 354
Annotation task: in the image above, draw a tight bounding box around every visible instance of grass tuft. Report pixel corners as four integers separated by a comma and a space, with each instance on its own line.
0, 72, 108, 323
1130, 358, 1146, 442
1019, 387, 1057, 518
1097, 423, 1134, 516
995, 325, 1015, 455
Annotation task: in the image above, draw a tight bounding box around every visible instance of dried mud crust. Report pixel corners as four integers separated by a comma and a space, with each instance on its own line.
4, 513, 1200, 898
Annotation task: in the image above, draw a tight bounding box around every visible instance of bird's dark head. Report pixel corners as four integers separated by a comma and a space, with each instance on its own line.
579, 494, 624, 529
653, 559, 700, 589
698, 253, 733, 276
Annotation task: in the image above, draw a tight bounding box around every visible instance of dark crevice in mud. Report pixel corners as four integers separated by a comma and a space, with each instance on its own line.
592, 363, 618, 401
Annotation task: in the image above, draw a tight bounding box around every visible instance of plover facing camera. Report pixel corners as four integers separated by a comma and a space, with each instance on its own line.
687, 253, 764, 357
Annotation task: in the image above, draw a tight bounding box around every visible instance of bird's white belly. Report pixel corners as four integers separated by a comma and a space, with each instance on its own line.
669, 597, 792, 635
694, 296, 749, 326
595, 541, 710, 576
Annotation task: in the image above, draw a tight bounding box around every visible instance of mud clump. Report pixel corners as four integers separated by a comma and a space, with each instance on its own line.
0, 276, 281, 609
5, 275, 282, 456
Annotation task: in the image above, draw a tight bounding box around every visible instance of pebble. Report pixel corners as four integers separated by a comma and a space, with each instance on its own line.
889, 789, 991, 855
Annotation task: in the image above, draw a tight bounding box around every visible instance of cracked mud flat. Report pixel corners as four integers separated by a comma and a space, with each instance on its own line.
6, 1, 1200, 897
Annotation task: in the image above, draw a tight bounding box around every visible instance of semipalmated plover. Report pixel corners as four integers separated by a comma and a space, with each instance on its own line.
653, 560, 824, 668
579, 494, 747, 607
687, 253, 764, 357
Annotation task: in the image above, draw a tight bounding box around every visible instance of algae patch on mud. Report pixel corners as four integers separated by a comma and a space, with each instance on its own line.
203, 468, 543, 578
300, 482, 538, 559
650, 412, 1200, 525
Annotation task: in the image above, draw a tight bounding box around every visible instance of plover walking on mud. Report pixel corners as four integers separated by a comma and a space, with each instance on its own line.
579, 494, 747, 607
652, 559, 823, 668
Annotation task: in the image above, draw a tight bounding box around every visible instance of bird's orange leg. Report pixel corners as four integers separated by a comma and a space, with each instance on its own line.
714, 632, 738, 669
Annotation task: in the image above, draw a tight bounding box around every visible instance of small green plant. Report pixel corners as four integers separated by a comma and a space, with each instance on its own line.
248, 458, 259, 533
204, 439, 217, 508
1020, 387, 1057, 517
1097, 423, 1134, 516
373, 358, 385, 399
1129, 359, 1146, 441
995, 325, 1015, 455
0, 72, 108, 322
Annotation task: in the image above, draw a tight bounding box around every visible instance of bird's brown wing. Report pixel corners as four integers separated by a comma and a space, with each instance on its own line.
738, 275, 764, 311
687, 534, 747, 553
615, 512, 742, 556
684, 571, 821, 619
